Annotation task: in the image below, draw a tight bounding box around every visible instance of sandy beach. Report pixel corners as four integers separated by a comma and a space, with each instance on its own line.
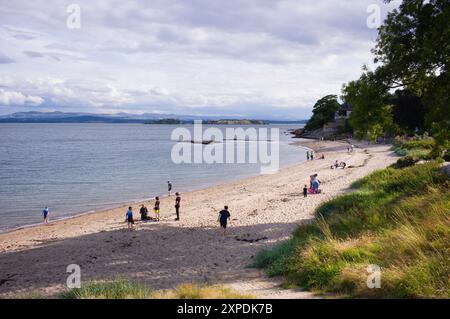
0, 139, 398, 298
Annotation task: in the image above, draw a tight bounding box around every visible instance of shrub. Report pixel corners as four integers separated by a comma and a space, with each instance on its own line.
394, 155, 419, 168
61, 280, 253, 299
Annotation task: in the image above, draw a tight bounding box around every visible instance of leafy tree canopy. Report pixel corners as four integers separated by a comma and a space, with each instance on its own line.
305, 95, 340, 131
342, 0, 449, 153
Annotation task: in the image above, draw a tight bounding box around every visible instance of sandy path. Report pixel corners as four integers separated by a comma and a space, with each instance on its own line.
0, 140, 398, 298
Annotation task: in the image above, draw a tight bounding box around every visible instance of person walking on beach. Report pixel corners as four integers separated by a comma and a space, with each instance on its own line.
310, 152, 314, 160
42, 206, 49, 223
218, 206, 231, 237
306, 151, 310, 161
126, 206, 134, 230
174, 192, 181, 221
167, 181, 172, 196
303, 185, 308, 198
154, 196, 160, 221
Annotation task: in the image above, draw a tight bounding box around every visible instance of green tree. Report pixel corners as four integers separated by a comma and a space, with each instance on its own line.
342, 68, 396, 141
344, 0, 449, 153
305, 95, 340, 131
389, 89, 427, 135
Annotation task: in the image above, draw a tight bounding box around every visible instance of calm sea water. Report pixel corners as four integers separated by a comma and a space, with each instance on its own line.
0, 123, 307, 231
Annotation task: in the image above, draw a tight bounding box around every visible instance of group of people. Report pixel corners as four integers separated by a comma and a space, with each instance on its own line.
125, 180, 231, 235
331, 160, 347, 169
307, 151, 325, 161
125, 182, 181, 230
302, 173, 321, 195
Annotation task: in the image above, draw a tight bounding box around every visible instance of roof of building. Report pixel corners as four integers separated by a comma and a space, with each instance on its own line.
340, 103, 352, 111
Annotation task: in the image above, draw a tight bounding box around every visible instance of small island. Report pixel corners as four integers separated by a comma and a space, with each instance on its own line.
143, 119, 184, 124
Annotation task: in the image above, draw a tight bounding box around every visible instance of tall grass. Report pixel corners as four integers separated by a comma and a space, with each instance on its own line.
252, 162, 450, 298
391, 137, 436, 166
61, 280, 253, 299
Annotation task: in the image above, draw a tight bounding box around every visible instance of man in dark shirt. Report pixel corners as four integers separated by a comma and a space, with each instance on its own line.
218, 205, 231, 237
174, 192, 181, 221
139, 204, 149, 221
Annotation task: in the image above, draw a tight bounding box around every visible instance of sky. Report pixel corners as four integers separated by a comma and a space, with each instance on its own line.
0, 0, 400, 120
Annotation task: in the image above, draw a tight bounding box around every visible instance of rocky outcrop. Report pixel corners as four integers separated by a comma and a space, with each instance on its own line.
289, 127, 351, 140
203, 119, 267, 125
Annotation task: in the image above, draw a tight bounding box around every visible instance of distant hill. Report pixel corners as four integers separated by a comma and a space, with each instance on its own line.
0, 111, 307, 124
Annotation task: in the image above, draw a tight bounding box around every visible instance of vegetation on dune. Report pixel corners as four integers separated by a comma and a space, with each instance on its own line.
60, 280, 253, 299
252, 162, 450, 298
391, 136, 440, 168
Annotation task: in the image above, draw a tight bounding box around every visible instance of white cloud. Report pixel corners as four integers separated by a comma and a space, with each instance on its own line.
0, 0, 400, 118
0, 88, 44, 106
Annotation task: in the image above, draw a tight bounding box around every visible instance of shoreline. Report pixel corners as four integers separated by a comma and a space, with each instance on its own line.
0, 139, 398, 298
0, 141, 315, 235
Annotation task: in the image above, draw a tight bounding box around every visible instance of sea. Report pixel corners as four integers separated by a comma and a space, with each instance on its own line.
0, 123, 307, 231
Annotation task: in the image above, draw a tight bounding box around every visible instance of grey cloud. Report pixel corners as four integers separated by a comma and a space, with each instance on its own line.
13, 34, 36, 40
23, 51, 45, 58
0, 53, 15, 64
0, 0, 400, 117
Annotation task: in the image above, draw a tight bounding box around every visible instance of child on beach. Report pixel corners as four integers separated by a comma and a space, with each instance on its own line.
303, 185, 308, 198
174, 192, 181, 221
218, 206, 231, 237
42, 206, 49, 223
126, 207, 134, 230
154, 196, 160, 221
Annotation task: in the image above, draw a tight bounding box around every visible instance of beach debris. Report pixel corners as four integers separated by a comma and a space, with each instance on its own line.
120, 242, 133, 248
248, 209, 258, 216
189, 139, 215, 145
0, 274, 17, 286
235, 233, 268, 243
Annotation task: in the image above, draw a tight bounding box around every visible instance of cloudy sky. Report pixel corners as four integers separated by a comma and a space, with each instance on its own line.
0, 0, 399, 119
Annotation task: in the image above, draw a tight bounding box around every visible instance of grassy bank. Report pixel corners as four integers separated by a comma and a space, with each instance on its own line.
60, 280, 253, 299
391, 137, 440, 168
253, 162, 450, 298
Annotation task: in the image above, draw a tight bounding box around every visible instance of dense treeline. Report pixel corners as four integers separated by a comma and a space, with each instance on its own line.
343, 0, 449, 156
308, 1, 449, 157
